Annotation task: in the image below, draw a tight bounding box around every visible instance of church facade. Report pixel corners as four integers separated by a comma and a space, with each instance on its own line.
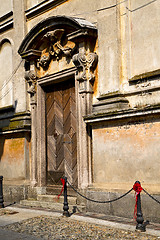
0, 0, 160, 222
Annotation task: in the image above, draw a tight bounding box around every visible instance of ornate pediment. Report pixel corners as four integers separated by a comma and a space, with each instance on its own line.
38, 29, 76, 69
18, 16, 98, 96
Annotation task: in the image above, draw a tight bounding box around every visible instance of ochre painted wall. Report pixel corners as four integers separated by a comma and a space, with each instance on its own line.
92, 120, 160, 193
0, 136, 28, 180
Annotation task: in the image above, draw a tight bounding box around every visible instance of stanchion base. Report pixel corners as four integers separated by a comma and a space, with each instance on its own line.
136, 224, 146, 232
136, 220, 149, 232
63, 211, 70, 217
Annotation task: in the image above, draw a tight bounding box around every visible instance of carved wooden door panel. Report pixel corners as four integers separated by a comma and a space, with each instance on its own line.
46, 79, 77, 186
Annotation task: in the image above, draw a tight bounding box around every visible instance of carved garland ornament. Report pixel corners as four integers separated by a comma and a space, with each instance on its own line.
39, 29, 76, 68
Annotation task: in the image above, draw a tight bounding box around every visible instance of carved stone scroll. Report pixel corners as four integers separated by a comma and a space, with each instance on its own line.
72, 52, 98, 92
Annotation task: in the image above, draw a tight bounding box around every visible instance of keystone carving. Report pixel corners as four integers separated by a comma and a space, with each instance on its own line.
25, 70, 37, 95
72, 52, 98, 92
39, 29, 76, 68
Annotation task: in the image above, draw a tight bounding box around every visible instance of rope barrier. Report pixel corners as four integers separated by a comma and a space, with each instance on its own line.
143, 188, 160, 205
60, 178, 159, 230
67, 180, 160, 205
67, 180, 133, 203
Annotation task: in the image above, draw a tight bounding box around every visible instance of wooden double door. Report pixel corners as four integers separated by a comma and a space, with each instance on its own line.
46, 79, 77, 186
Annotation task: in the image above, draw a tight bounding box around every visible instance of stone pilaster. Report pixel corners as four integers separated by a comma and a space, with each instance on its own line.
23, 50, 41, 187
72, 51, 98, 188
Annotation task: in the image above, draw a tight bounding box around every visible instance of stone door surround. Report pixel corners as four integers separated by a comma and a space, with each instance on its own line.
18, 16, 98, 189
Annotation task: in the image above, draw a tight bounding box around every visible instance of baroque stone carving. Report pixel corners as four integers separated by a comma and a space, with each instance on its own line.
72, 52, 98, 82
72, 52, 98, 92
25, 70, 37, 95
39, 29, 76, 68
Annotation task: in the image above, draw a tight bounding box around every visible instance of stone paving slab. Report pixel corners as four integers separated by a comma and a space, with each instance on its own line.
0, 207, 61, 226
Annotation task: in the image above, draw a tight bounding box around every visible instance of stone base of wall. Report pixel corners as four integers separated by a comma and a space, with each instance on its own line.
3, 184, 37, 203
86, 189, 160, 223
3, 184, 160, 223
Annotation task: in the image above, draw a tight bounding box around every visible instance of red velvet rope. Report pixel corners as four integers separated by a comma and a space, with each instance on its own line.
133, 182, 143, 219
57, 178, 65, 199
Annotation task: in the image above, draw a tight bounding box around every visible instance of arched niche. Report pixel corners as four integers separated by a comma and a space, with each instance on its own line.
18, 16, 98, 189
0, 39, 13, 108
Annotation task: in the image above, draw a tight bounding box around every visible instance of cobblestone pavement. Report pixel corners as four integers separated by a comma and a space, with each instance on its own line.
0, 228, 41, 240
1, 215, 160, 240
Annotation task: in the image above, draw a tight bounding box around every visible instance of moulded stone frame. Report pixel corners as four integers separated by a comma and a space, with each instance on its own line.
36, 67, 78, 187
36, 66, 94, 190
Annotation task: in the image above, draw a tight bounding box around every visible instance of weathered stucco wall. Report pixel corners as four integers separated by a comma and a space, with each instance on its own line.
0, 135, 30, 180
97, 0, 119, 96
0, 41, 13, 108
129, 0, 160, 79
0, 0, 30, 203
0, 0, 12, 17
117, 0, 160, 109
92, 119, 160, 193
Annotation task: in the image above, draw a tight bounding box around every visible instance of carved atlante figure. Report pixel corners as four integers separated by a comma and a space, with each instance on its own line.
39, 29, 76, 68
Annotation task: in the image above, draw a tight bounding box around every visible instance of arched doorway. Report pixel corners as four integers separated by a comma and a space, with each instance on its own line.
18, 16, 98, 191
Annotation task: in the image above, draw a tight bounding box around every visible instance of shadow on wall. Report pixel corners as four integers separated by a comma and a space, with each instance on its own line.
0, 101, 17, 162
0, 135, 5, 162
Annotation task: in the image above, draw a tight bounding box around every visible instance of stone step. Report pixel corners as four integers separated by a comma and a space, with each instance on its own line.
37, 195, 77, 205
46, 186, 77, 197
20, 199, 86, 213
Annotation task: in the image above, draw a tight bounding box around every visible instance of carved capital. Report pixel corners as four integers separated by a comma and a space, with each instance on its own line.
25, 70, 37, 95
72, 52, 98, 92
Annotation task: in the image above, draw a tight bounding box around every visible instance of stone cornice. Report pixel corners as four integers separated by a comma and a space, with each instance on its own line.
0, 111, 31, 134
0, 10, 13, 33
25, 0, 68, 20
0, 105, 14, 113
129, 69, 160, 82
0, 11, 13, 24
84, 104, 160, 124
0, 18, 13, 33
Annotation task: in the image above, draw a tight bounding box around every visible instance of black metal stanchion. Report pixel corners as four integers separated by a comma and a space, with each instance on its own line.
136, 181, 144, 231
0, 176, 4, 208
63, 177, 70, 217
135, 181, 149, 232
